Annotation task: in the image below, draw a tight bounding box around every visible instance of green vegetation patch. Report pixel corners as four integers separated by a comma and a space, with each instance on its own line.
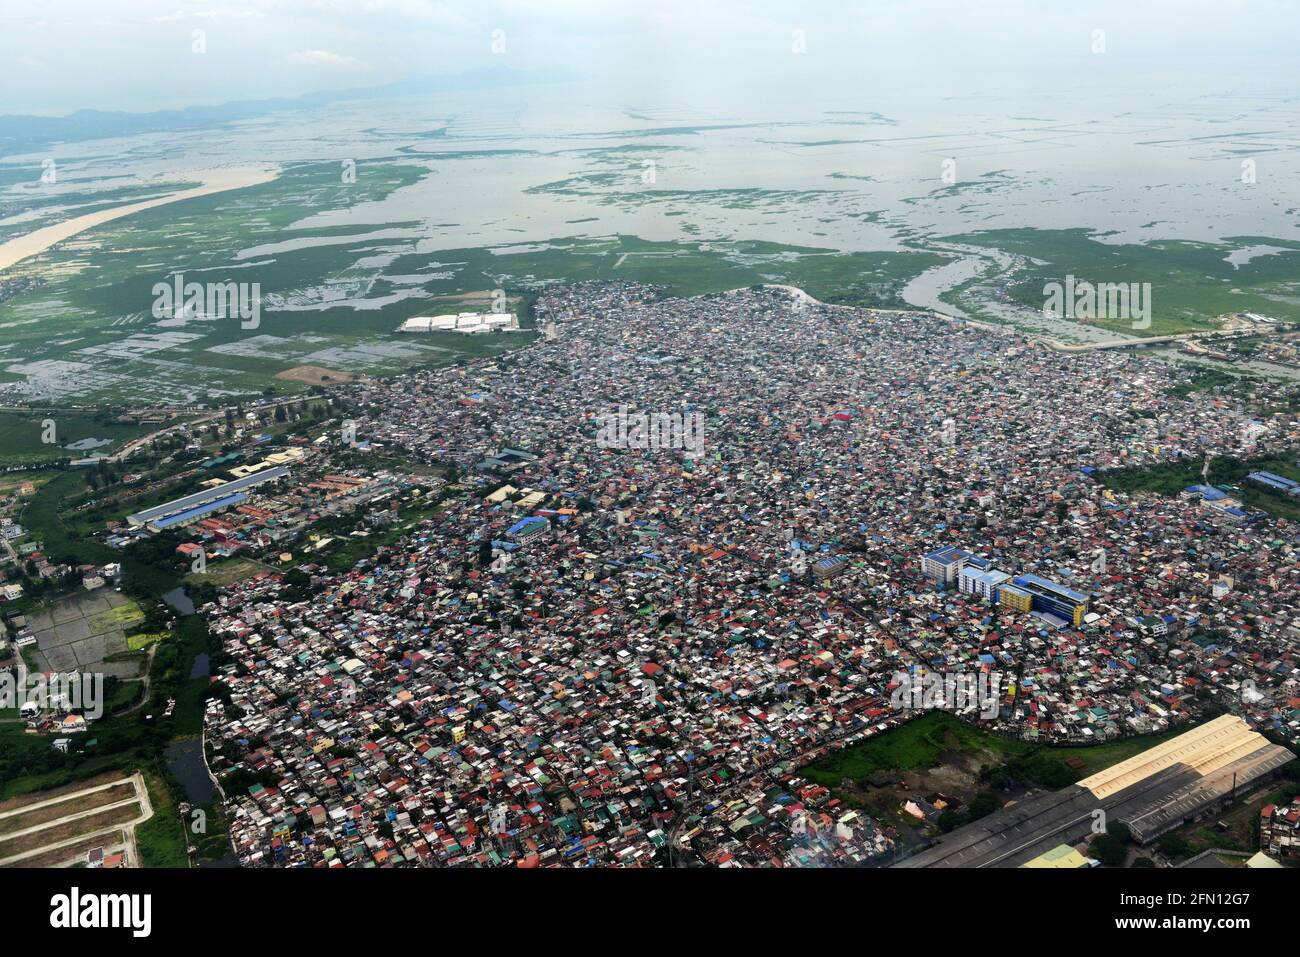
87, 601, 145, 635
1100, 454, 1300, 521
947, 228, 1300, 335
800, 712, 1029, 787
183, 557, 264, 588
126, 631, 167, 651
801, 712, 1188, 796
135, 771, 189, 868
0, 413, 152, 468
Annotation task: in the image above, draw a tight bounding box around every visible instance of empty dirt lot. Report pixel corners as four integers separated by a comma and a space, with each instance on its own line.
0, 771, 152, 867
0, 780, 135, 837
274, 364, 356, 385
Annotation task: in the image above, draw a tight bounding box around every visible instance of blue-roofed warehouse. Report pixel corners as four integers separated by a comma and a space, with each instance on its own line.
1247, 471, 1300, 497
151, 492, 248, 530
127, 465, 290, 528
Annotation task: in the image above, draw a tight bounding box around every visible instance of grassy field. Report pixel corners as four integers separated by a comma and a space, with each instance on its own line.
88, 601, 145, 634
1017, 726, 1186, 781
17, 470, 115, 566
134, 771, 189, 868
182, 556, 265, 588
800, 713, 1025, 786
944, 228, 1300, 335
0, 412, 152, 468
126, 631, 167, 651
801, 711, 1186, 794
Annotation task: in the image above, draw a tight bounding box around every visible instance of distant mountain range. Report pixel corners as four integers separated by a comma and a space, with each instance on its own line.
0, 67, 579, 156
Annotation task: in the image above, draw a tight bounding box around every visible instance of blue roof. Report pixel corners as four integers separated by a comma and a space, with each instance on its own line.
1248, 471, 1299, 492
506, 516, 547, 536
151, 492, 247, 529
924, 545, 972, 566
1014, 573, 1087, 603
128, 465, 289, 524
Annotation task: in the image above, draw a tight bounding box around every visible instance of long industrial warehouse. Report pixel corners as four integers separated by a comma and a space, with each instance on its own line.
895, 716, 1295, 868
126, 465, 291, 529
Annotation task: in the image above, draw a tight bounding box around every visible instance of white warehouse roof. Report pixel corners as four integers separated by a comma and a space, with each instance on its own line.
399, 312, 516, 333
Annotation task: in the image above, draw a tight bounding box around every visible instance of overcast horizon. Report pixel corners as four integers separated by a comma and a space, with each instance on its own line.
4, 0, 1300, 117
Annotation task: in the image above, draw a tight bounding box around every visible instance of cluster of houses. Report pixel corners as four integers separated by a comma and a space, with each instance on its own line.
198, 282, 1297, 866
1259, 796, 1300, 865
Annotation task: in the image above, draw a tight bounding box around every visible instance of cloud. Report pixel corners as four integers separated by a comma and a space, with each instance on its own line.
249, 0, 474, 28
285, 49, 370, 69
195, 8, 268, 18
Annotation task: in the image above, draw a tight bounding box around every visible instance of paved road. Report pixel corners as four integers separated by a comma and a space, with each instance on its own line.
0, 771, 153, 868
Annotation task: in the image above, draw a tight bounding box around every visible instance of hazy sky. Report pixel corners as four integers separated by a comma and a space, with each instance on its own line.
3, 0, 1299, 115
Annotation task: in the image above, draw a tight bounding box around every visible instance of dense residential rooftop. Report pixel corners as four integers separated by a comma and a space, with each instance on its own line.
198, 283, 1299, 868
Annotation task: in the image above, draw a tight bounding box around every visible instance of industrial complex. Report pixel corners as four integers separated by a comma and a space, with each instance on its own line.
397, 312, 519, 335
125, 466, 291, 531
896, 715, 1295, 868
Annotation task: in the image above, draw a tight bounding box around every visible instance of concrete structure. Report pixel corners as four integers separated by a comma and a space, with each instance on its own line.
1259, 796, 1300, 865
151, 492, 247, 530
814, 556, 849, 581
1247, 470, 1300, 498
959, 565, 1011, 602
398, 312, 517, 335
999, 583, 1033, 613
921, 546, 974, 585
126, 466, 290, 529
897, 715, 1295, 867
1012, 573, 1089, 627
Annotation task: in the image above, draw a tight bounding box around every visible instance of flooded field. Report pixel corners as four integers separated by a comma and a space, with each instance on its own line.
2, 86, 1299, 404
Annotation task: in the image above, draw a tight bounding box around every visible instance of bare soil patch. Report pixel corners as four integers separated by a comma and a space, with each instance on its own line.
0, 803, 140, 859
0, 781, 136, 837
274, 365, 355, 385
0, 771, 128, 814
